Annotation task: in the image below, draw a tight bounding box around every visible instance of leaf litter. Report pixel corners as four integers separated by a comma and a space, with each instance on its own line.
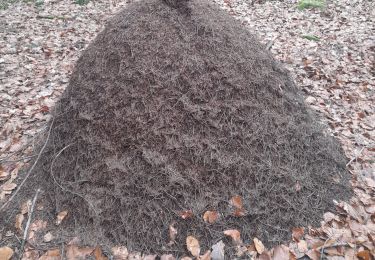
0, 0, 373, 259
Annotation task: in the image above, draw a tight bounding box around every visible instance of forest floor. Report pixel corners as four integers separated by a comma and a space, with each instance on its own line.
0, 0, 374, 259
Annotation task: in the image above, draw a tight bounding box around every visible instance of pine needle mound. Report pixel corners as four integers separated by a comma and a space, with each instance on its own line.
22, 0, 351, 254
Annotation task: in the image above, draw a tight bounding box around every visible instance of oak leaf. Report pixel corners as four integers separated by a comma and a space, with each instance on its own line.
186, 235, 200, 257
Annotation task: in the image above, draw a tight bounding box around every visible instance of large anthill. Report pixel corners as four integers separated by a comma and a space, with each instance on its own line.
3, 0, 351, 256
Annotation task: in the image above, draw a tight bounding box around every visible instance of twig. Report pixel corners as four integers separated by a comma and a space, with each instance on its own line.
0, 119, 54, 212
346, 147, 365, 167
18, 188, 40, 260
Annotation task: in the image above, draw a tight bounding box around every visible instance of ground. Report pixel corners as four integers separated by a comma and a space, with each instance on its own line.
0, 0, 374, 259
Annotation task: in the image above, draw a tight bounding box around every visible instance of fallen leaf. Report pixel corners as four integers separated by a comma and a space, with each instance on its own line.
324, 246, 344, 256
128, 252, 142, 259
297, 240, 308, 253
305, 249, 320, 260
180, 257, 192, 260
0, 182, 17, 200
93, 246, 108, 260
223, 229, 241, 245
295, 181, 301, 192
112, 246, 128, 260
357, 250, 371, 260
168, 223, 177, 245
160, 254, 175, 260
39, 249, 61, 260
211, 240, 225, 260
200, 250, 211, 260
0, 167, 9, 181
258, 251, 271, 260
272, 245, 289, 260
56, 210, 68, 225
66, 245, 94, 260
186, 235, 200, 257
203, 211, 219, 224
44, 232, 54, 242
292, 227, 304, 242
254, 237, 265, 254
180, 210, 193, 220
21, 200, 32, 215
143, 255, 157, 260
0, 247, 13, 260
233, 208, 245, 217
15, 213, 24, 233
230, 195, 243, 209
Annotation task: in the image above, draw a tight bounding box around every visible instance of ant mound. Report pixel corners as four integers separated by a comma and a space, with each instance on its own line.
15, 0, 351, 255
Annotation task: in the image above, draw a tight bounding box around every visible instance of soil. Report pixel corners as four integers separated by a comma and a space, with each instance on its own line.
1, 0, 352, 256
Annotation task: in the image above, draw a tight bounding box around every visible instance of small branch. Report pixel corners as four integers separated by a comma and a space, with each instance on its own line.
0, 119, 54, 212
346, 147, 365, 167
18, 188, 40, 260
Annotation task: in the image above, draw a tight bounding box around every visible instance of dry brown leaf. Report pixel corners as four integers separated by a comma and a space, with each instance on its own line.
43, 232, 54, 242
357, 250, 371, 260
211, 240, 225, 260
0, 247, 13, 260
199, 250, 211, 260
258, 251, 271, 260
0, 168, 9, 181
168, 223, 177, 245
21, 200, 32, 215
143, 255, 157, 260
180, 257, 193, 260
254, 237, 265, 254
223, 229, 241, 245
305, 249, 320, 260
203, 211, 219, 224
271, 245, 289, 260
292, 227, 304, 242
186, 236, 200, 257
93, 246, 108, 260
230, 195, 243, 209
324, 246, 344, 256
127, 252, 142, 259
111, 246, 128, 260
233, 208, 246, 217
56, 210, 68, 225
39, 249, 61, 260
297, 240, 308, 253
180, 210, 193, 220
15, 213, 24, 233
66, 245, 94, 260
0, 182, 17, 200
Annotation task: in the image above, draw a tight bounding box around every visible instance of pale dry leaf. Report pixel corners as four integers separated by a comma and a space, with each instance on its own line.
211, 240, 225, 260
128, 252, 142, 260
186, 235, 200, 257
180, 210, 194, 220
323, 212, 339, 223
223, 229, 241, 245
305, 249, 320, 260
43, 232, 54, 242
203, 211, 219, 224
168, 223, 178, 245
272, 245, 289, 260
230, 195, 243, 209
292, 227, 304, 242
39, 249, 61, 260
160, 254, 175, 260
297, 240, 308, 253
112, 246, 128, 260
254, 237, 265, 254
0, 246, 13, 260
0, 182, 17, 200
66, 245, 94, 260
56, 210, 68, 225
180, 257, 192, 260
143, 255, 157, 260
93, 246, 108, 260
199, 250, 211, 260
324, 246, 344, 256
0, 168, 9, 181
258, 251, 271, 260
21, 200, 32, 215
15, 213, 24, 233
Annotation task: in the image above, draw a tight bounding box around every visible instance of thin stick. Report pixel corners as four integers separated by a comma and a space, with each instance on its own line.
0, 119, 54, 212
346, 147, 365, 167
18, 188, 40, 260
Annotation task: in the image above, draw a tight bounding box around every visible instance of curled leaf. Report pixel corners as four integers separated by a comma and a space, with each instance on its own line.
186, 236, 200, 257
223, 229, 241, 245
203, 211, 219, 224
180, 210, 194, 220
292, 227, 304, 242
254, 237, 265, 254
56, 210, 68, 225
